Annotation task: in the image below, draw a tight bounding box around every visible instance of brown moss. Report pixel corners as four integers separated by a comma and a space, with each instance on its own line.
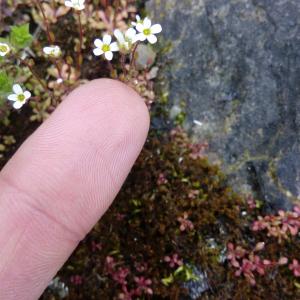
39, 127, 299, 299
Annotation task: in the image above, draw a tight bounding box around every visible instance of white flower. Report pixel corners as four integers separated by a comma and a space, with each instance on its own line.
43, 45, 61, 58
7, 84, 31, 109
93, 34, 119, 61
131, 15, 151, 27
64, 0, 85, 10
0, 42, 10, 57
135, 18, 162, 44
114, 28, 137, 52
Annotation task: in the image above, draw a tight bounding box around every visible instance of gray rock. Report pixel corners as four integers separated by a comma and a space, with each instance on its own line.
182, 265, 210, 299
47, 277, 69, 299
147, 0, 300, 211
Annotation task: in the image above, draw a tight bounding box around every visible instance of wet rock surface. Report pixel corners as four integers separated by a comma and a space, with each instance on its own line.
147, 0, 300, 210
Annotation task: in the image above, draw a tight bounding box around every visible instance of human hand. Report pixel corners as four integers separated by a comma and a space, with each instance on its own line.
0, 79, 149, 300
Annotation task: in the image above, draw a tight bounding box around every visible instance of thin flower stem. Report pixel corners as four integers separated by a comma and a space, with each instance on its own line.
120, 53, 127, 76
130, 41, 140, 70
34, 0, 53, 44
34, 0, 64, 83
20, 58, 49, 92
107, 61, 115, 77
76, 11, 83, 70
67, 63, 72, 81
51, 58, 63, 80
19, 57, 57, 104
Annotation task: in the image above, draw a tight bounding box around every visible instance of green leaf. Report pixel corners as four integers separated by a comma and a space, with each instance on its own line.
174, 265, 199, 282
161, 274, 174, 286
0, 71, 13, 96
174, 265, 184, 276
9, 24, 33, 49
0, 71, 13, 107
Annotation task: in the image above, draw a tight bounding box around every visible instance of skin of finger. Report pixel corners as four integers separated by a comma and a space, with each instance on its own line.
0, 79, 150, 300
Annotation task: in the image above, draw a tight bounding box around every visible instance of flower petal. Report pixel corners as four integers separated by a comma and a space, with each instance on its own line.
131, 35, 139, 44
13, 84, 23, 95
110, 42, 119, 52
43, 47, 51, 54
93, 48, 104, 56
136, 33, 146, 42
76, 4, 85, 10
143, 17, 151, 28
23, 91, 31, 100
103, 34, 112, 45
7, 94, 18, 101
114, 29, 125, 44
136, 23, 144, 33
147, 34, 157, 44
64, 1, 73, 7
104, 51, 113, 61
94, 39, 103, 48
151, 24, 162, 34
13, 101, 24, 109
125, 28, 137, 40
136, 15, 141, 21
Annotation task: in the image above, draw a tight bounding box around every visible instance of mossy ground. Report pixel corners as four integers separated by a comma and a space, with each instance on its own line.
39, 128, 299, 300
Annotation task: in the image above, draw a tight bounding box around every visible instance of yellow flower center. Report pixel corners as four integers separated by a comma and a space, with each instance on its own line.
17, 94, 25, 101
143, 28, 151, 36
102, 44, 110, 52
0, 45, 8, 53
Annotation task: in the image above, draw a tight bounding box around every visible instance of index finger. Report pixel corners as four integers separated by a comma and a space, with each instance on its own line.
0, 79, 150, 300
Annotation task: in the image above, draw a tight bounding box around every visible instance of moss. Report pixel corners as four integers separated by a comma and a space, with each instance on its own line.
39, 126, 299, 299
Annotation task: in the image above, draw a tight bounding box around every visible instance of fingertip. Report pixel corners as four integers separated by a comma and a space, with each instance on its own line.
61, 78, 151, 183
65, 78, 150, 130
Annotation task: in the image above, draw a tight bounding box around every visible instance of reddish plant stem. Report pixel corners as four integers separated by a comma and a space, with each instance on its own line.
35, 0, 64, 81
107, 61, 115, 77
35, 0, 53, 44
19, 56, 57, 103
51, 58, 63, 79
20, 58, 49, 92
67, 63, 72, 81
120, 53, 127, 77
130, 41, 140, 70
